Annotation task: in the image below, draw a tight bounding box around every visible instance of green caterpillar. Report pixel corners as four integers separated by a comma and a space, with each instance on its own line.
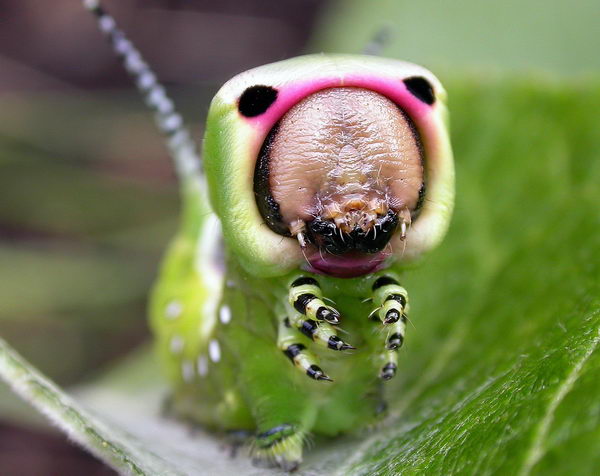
84, 1, 454, 470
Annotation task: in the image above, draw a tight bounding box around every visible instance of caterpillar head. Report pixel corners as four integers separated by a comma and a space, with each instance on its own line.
203, 55, 454, 278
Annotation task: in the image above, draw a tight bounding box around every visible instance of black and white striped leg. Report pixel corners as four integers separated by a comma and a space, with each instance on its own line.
81, 0, 202, 182
385, 313, 408, 350
379, 350, 398, 381
369, 276, 409, 380
369, 276, 409, 325
288, 277, 341, 325
278, 319, 332, 382
286, 316, 355, 351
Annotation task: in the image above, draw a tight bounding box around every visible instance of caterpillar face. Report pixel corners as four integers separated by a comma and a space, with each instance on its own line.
255, 87, 424, 277
203, 55, 454, 277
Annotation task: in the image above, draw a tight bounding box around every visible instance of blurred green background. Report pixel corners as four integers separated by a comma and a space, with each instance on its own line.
0, 0, 598, 474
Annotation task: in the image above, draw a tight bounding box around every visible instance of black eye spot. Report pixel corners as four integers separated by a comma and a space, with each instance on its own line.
238, 85, 278, 117
403, 77, 435, 105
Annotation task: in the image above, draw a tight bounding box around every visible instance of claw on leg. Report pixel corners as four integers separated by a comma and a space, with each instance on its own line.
278, 319, 333, 382
289, 277, 341, 325
287, 316, 355, 351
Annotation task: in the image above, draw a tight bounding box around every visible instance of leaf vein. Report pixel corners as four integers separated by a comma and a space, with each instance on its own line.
519, 323, 600, 475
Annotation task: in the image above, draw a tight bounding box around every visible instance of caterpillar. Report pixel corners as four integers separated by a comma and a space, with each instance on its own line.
83, 1, 454, 471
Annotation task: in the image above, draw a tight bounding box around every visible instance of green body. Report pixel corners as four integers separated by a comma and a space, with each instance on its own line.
150, 195, 399, 435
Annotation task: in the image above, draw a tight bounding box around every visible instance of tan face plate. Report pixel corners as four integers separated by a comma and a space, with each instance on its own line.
260, 87, 423, 244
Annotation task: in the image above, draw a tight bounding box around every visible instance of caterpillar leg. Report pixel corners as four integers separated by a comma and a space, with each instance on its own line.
285, 313, 355, 353
288, 276, 341, 325
280, 279, 356, 381
278, 318, 333, 381
369, 276, 409, 380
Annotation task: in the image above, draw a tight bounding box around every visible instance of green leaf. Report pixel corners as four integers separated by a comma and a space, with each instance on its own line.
1, 77, 598, 474
0, 339, 259, 475
0, 338, 179, 475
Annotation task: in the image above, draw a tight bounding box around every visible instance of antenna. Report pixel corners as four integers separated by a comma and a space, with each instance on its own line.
82, 0, 202, 184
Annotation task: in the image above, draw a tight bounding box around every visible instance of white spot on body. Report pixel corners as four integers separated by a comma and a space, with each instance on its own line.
165, 300, 183, 320
219, 305, 232, 324
197, 355, 209, 377
181, 360, 194, 382
209, 340, 221, 363
169, 335, 184, 354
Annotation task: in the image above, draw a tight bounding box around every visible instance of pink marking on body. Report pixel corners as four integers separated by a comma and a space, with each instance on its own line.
243, 73, 438, 155
344, 74, 432, 122
248, 77, 340, 132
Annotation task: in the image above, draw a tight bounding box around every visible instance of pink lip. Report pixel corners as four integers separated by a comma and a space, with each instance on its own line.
306, 251, 387, 278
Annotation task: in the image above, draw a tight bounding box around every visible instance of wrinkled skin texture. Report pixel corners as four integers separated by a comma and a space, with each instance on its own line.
268, 87, 423, 227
